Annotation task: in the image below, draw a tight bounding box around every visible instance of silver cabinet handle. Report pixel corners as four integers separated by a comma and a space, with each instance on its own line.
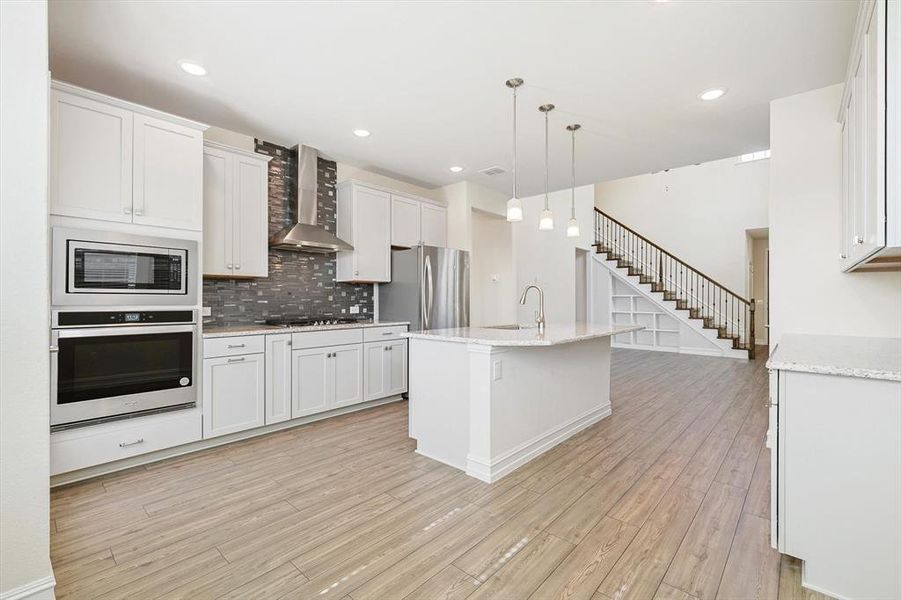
235, 264, 241, 270
227, 263, 233, 269
382, 331, 394, 336
227, 343, 246, 349
119, 438, 144, 448
134, 209, 144, 217
853, 235, 864, 245
123, 207, 132, 215
839, 253, 847, 259
384, 346, 389, 352
49, 346, 59, 353
227, 357, 246, 363
354, 270, 359, 276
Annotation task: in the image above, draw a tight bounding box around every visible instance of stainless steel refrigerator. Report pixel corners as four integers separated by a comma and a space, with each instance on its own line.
379, 245, 469, 331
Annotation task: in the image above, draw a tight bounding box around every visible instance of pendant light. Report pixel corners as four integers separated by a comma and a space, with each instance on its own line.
505, 78, 524, 222
538, 103, 555, 231
565, 123, 581, 237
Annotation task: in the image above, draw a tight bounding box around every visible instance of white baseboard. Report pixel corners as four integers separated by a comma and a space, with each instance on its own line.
465, 404, 612, 483
0, 575, 55, 600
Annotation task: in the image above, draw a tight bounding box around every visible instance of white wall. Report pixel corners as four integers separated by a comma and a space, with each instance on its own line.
471, 210, 516, 326
769, 84, 901, 345
203, 126, 255, 152
0, 1, 55, 598
513, 185, 596, 325
595, 154, 769, 296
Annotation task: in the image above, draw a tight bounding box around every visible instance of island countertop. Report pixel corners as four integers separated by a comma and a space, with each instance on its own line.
766, 333, 901, 382
402, 323, 644, 347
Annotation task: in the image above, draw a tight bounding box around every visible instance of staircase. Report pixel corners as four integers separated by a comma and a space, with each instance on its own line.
594, 208, 756, 359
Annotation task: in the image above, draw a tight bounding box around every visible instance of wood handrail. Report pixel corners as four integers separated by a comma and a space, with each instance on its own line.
594, 207, 752, 305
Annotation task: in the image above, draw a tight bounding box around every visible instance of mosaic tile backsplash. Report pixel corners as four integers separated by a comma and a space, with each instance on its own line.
202, 140, 374, 327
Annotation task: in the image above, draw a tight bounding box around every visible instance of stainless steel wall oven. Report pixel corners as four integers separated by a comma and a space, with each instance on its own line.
50, 310, 197, 428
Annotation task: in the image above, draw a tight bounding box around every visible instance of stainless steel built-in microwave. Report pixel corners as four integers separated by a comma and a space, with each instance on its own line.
51, 227, 198, 306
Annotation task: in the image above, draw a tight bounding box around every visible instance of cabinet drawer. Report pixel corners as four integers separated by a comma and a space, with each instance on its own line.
204, 335, 265, 358
50, 408, 201, 475
363, 325, 409, 342
292, 328, 363, 350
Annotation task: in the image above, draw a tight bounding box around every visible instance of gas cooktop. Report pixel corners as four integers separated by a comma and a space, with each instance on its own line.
264, 317, 368, 328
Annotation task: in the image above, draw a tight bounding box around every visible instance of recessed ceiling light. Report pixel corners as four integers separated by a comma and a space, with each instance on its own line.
698, 88, 726, 101
179, 61, 207, 76
449, 166, 464, 173
353, 129, 371, 138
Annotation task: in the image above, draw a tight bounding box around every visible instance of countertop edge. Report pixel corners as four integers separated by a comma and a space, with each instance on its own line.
202, 321, 410, 339
402, 325, 644, 347
765, 360, 901, 382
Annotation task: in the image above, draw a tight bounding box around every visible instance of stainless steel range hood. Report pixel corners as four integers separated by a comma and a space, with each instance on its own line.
269, 145, 354, 253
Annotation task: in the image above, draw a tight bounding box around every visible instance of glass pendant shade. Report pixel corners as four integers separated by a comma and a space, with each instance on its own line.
566, 217, 580, 238
539, 209, 555, 231
506, 197, 523, 222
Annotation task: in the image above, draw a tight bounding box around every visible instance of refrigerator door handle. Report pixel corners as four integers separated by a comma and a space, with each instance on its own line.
425, 255, 434, 328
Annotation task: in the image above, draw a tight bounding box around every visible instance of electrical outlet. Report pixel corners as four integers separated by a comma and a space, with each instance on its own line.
202, 306, 212, 317
350, 305, 360, 314
493, 360, 503, 381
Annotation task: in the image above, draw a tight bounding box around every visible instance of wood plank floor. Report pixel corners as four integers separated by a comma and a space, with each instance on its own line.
50, 348, 836, 600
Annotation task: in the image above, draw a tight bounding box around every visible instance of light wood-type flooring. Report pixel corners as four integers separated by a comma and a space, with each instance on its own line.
50, 348, 835, 599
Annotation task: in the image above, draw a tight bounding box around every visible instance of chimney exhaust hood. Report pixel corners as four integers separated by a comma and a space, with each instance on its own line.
269, 145, 354, 254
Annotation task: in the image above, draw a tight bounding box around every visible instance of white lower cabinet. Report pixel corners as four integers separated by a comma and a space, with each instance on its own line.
265, 334, 292, 424
202, 352, 265, 438
364, 340, 408, 402
292, 343, 362, 417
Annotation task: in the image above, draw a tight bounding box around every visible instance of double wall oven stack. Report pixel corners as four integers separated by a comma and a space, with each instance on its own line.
50, 228, 200, 429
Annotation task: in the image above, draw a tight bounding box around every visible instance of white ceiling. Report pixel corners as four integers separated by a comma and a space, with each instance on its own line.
49, 0, 858, 196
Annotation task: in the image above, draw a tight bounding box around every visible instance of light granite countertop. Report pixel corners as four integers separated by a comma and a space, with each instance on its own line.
766, 333, 901, 382
403, 323, 644, 347
203, 321, 409, 339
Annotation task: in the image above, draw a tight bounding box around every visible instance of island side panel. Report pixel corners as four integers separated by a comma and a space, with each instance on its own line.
466, 336, 613, 482
408, 337, 471, 471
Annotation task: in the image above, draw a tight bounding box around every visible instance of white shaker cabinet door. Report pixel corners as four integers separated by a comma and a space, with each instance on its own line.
292, 347, 331, 418
391, 194, 421, 248
202, 146, 234, 276
333, 344, 363, 408
265, 334, 292, 425
363, 342, 388, 402
132, 114, 203, 231
50, 89, 134, 222
420, 203, 448, 247
233, 155, 269, 277
202, 354, 266, 439
385, 340, 408, 397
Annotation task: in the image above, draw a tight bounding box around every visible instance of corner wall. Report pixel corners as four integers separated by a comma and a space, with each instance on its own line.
0, 1, 55, 597
769, 84, 901, 345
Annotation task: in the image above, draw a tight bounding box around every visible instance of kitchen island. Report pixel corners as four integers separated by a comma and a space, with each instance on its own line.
404, 323, 643, 482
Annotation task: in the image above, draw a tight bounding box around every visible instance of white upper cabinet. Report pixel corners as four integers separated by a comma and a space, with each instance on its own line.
420, 202, 448, 247
840, 0, 900, 271
133, 115, 203, 230
336, 182, 391, 282
390, 192, 448, 248
49, 82, 207, 231
202, 141, 270, 278
391, 194, 422, 248
50, 89, 134, 223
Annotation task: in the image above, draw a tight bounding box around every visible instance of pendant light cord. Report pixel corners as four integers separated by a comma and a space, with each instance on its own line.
513, 86, 517, 201
544, 109, 549, 211
571, 127, 576, 219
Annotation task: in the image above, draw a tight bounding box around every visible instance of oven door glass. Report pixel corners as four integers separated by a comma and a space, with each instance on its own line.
56, 330, 193, 405
69, 241, 186, 294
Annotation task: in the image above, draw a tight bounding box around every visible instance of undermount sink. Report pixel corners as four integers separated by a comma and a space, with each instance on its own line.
484, 324, 533, 330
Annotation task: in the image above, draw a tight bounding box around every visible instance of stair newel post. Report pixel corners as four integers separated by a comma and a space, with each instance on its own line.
749, 299, 756, 359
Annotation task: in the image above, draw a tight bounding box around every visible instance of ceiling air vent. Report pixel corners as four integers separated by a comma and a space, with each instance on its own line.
478, 165, 506, 176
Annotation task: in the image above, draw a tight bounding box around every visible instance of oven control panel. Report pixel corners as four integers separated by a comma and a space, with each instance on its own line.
55, 310, 195, 327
